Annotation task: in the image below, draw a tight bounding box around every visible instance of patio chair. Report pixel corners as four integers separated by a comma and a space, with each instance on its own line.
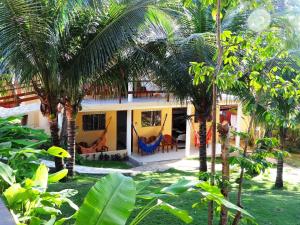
161, 134, 177, 152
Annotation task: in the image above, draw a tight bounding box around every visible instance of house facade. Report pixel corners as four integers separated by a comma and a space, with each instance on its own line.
0, 81, 250, 163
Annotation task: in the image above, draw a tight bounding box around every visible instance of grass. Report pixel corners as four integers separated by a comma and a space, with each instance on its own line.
285, 153, 300, 168
49, 167, 300, 225
77, 158, 133, 169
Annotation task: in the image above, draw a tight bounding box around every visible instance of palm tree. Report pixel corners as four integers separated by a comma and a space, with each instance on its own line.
0, 0, 75, 171
174, 1, 215, 173
0, 0, 176, 175
58, 0, 176, 176
136, 35, 215, 173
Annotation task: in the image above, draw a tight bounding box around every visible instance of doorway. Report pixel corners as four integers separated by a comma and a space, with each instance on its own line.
117, 111, 127, 150
172, 107, 187, 149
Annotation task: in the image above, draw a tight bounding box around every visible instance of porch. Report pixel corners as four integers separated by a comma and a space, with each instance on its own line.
129, 144, 221, 165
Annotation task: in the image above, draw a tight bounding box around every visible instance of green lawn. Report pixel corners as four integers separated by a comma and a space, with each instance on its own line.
77, 159, 133, 169
285, 153, 300, 168
49, 167, 300, 225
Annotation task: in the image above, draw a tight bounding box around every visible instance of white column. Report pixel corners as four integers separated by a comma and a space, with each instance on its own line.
126, 110, 132, 156
128, 81, 133, 102
235, 103, 242, 147
185, 103, 192, 157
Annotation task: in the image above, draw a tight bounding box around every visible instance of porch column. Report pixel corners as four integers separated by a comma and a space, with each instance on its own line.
128, 81, 133, 102
185, 103, 192, 157
235, 103, 242, 147
126, 110, 132, 156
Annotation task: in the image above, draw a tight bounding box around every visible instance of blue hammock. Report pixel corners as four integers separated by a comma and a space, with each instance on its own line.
138, 134, 163, 154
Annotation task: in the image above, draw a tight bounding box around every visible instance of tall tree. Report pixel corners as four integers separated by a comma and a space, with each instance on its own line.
0, 0, 177, 176
58, 0, 176, 176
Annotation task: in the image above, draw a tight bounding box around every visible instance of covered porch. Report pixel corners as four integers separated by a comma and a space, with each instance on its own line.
129, 144, 221, 165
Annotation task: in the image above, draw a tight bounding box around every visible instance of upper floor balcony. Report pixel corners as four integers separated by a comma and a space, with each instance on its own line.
0, 79, 238, 112
0, 80, 176, 110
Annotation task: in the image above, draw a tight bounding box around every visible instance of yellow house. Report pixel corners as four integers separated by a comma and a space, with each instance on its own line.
0, 82, 250, 164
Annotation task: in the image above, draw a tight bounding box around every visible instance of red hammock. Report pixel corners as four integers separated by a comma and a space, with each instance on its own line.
78, 117, 112, 154
193, 124, 212, 148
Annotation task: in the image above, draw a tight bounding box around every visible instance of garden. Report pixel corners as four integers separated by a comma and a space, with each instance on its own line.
1, 0, 300, 225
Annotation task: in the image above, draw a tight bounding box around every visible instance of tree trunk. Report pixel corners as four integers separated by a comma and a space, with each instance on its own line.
66, 117, 76, 177
219, 122, 230, 225
199, 118, 207, 173
65, 102, 77, 177
275, 157, 283, 188
232, 115, 255, 225
208, 0, 222, 223
60, 109, 68, 148
49, 117, 64, 171
275, 127, 285, 189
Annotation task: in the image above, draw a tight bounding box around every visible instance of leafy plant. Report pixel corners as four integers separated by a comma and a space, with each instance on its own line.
0, 117, 69, 180
74, 173, 253, 225
1, 163, 77, 225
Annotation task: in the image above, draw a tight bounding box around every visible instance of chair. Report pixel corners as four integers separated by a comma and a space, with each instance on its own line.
147, 136, 157, 143
161, 134, 177, 152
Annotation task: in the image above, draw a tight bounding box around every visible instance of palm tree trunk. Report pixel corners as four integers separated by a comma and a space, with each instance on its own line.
60, 109, 68, 148
49, 117, 64, 171
275, 127, 285, 188
66, 117, 76, 177
65, 103, 77, 177
199, 118, 207, 173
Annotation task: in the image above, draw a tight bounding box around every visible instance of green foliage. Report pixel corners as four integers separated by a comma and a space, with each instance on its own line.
76, 173, 136, 225
74, 173, 252, 225
0, 161, 15, 186
0, 117, 70, 180
0, 117, 49, 147
229, 137, 278, 178
47, 146, 71, 158
2, 164, 77, 225
0, 117, 75, 224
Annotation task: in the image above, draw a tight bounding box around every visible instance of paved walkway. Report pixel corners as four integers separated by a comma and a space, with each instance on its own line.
43, 159, 300, 185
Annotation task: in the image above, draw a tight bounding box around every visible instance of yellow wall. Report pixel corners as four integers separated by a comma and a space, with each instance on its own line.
76, 111, 117, 151
132, 108, 172, 153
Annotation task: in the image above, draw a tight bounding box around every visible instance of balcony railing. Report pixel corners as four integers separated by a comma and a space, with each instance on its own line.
0, 80, 170, 107
0, 84, 39, 108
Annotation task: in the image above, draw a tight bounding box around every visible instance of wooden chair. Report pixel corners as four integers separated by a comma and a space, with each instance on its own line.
161, 134, 177, 152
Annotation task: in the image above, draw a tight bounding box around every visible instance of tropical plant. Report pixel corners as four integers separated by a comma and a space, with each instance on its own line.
0, 0, 178, 176
0, 163, 77, 225
136, 1, 217, 174
0, 118, 74, 224
190, 12, 300, 224
0, 117, 70, 180
59, 0, 176, 176
74, 173, 253, 225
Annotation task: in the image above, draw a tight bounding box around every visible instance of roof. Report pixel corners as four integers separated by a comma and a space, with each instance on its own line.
0, 102, 40, 118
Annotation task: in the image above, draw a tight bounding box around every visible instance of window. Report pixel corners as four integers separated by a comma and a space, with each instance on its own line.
83, 114, 105, 131
141, 111, 161, 127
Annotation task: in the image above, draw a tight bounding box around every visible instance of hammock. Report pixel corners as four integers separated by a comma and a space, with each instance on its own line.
133, 114, 168, 154
78, 117, 112, 154
191, 120, 212, 148
138, 134, 163, 154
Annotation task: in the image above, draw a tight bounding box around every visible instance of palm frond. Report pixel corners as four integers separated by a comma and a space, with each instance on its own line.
63, 0, 177, 87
